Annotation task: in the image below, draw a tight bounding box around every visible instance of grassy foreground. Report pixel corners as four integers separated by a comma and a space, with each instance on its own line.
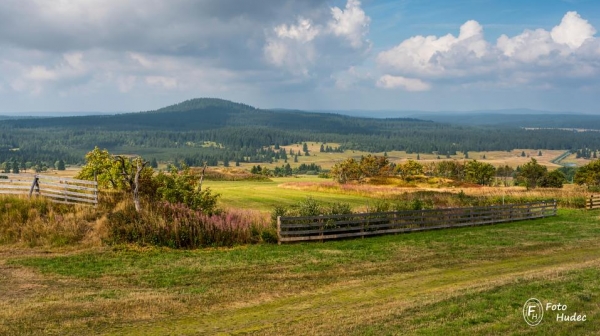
1, 209, 600, 335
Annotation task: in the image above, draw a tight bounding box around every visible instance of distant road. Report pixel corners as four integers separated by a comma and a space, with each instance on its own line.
550, 150, 573, 166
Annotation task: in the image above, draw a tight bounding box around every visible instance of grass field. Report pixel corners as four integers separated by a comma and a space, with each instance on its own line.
202, 176, 377, 211
1, 209, 599, 335
237, 143, 569, 170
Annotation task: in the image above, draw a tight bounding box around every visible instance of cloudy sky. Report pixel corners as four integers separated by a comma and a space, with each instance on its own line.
0, 0, 599, 114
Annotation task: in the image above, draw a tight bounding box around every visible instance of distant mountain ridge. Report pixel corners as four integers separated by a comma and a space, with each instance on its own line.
2, 98, 428, 135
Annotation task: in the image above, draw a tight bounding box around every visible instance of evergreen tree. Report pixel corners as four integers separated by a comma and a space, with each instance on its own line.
57, 159, 66, 171
150, 158, 158, 169
294, 154, 298, 163
12, 160, 19, 174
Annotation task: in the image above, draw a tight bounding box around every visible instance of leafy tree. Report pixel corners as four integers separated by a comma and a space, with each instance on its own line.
331, 158, 361, 183
396, 160, 424, 179
76, 147, 154, 210
153, 166, 220, 214
519, 158, 547, 189
539, 170, 565, 188
575, 160, 600, 189
464, 160, 496, 185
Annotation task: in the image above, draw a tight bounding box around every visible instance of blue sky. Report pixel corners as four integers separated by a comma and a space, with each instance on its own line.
0, 0, 598, 114
367, 0, 599, 42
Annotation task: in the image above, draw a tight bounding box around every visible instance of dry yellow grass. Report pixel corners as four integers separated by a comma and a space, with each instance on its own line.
237, 144, 569, 170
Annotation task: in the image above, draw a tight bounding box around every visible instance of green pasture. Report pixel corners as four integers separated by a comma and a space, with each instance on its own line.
1, 209, 599, 335
203, 176, 375, 211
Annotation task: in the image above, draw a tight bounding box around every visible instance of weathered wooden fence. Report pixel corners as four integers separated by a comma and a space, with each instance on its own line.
0, 174, 97, 206
277, 201, 557, 244
586, 195, 600, 210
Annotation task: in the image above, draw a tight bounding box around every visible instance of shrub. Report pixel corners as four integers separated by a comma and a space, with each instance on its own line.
297, 197, 321, 217
105, 202, 271, 248
152, 166, 220, 214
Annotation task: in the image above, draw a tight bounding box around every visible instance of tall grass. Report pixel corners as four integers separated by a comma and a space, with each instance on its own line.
0, 195, 101, 247
105, 201, 274, 248
280, 181, 589, 209
0, 191, 274, 249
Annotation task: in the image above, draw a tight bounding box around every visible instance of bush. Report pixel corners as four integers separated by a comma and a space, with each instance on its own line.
105, 202, 271, 248
297, 197, 321, 217
152, 167, 220, 214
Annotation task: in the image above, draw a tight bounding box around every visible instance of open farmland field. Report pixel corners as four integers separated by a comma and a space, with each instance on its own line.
202, 176, 376, 211
236, 143, 570, 170
1, 209, 599, 335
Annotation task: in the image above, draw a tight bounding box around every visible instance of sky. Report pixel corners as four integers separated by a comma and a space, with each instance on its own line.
0, 0, 599, 114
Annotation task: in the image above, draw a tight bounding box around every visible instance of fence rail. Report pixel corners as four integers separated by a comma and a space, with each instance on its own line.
586, 195, 600, 210
0, 173, 98, 206
277, 201, 557, 244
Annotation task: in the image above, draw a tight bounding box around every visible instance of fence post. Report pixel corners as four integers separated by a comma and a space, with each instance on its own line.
63, 179, 68, 203
553, 199, 557, 216
28, 175, 39, 198
541, 201, 546, 218
320, 217, 324, 242
94, 171, 98, 208
277, 216, 281, 245
590, 195, 594, 210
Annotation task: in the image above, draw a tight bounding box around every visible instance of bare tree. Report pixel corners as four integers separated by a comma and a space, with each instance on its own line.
197, 162, 207, 192
115, 156, 148, 212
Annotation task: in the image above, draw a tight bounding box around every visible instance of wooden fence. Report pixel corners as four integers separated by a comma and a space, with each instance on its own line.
277, 201, 557, 244
587, 195, 600, 210
0, 174, 98, 206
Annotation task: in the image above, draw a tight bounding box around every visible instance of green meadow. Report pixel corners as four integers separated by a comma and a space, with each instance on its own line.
1, 209, 599, 335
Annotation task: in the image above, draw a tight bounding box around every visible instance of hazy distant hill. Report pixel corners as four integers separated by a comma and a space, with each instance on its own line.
409, 113, 600, 129
4, 98, 428, 135
310, 109, 600, 129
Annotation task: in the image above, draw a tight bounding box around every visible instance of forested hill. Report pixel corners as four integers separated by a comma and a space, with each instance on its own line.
2, 98, 427, 134
413, 113, 600, 129
1, 98, 600, 166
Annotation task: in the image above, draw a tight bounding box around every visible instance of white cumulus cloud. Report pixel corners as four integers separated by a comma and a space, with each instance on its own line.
551, 11, 596, 49
377, 20, 488, 76
264, 0, 371, 76
328, 0, 370, 49
376, 75, 431, 91
377, 11, 599, 89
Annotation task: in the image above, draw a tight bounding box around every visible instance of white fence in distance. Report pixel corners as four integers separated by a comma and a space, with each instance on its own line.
0, 173, 98, 206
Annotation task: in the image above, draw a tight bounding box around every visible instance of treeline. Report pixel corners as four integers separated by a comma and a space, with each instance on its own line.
250, 163, 322, 177
331, 155, 566, 189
